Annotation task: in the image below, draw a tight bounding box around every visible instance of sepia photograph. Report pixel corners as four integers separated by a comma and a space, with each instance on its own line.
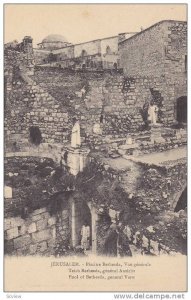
3, 3, 187, 292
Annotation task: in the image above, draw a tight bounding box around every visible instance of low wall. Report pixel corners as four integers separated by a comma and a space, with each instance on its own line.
4, 206, 70, 256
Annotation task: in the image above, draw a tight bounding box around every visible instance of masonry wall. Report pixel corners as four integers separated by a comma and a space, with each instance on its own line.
163, 21, 187, 112
5, 50, 70, 148
53, 45, 74, 59
4, 207, 70, 256
4, 47, 187, 151
100, 36, 118, 56
119, 20, 187, 124
33, 68, 146, 138
34, 49, 51, 65
4, 80, 69, 148
4, 155, 70, 256
119, 22, 166, 76
100, 36, 119, 69
74, 40, 101, 57
119, 20, 187, 77
4, 48, 34, 77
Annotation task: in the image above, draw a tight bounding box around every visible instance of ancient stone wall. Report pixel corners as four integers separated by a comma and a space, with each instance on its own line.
119, 20, 187, 125
100, 36, 119, 69
74, 40, 101, 57
4, 207, 69, 256
33, 49, 51, 65
21, 66, 186, 143
53, 45, 74, 60
5, 81, 69, 147
33, 68, 146, 138
120, 24, 165, 76
163, 21, 187, 118
4, 58, 69, 149
100, 36, 118, 56
4, 156, 70, 256
4, 52, 187, 151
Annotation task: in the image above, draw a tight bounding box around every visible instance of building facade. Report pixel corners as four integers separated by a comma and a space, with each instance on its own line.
119, 20, 187, 125
33, 32, 136, 70
4, 19, 187, 150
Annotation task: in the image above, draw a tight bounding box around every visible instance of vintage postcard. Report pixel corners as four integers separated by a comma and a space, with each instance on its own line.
4, 3, 187, 292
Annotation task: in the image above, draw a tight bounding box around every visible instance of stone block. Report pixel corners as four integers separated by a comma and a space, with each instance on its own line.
18, 224, 27, 236
32, 207, 47, 216
150, 240, 159, 255
47, 238, 55, 249
142, 235, 149, 248
39, 241, 48, 253
29, 244, 37, 255
119, 143, 138, 150
123, 226, 132, 240
28, 222, 37, 233
118, 149, 126, 156
13, 234, 31, 249
154, 137, 166, 144
16, 246, 29, 256
32, 229, 51, 243
4, 219, 14, 231
36, 219, 48, 231
48, 217, 56, 226
41, 212, 50, 220
31, 214, 43, 222
4, 186, 12, 199
6, 227, 19, 240
62, 210, 68, 218
51, 227, 56, 239
4, 239, 14, 254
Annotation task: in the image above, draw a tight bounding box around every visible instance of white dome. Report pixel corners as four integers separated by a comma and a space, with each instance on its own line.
42, 34, 68, 44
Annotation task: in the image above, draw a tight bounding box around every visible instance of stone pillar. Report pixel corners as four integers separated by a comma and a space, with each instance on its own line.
71, 200, 77, 247
4, 186, 12, 199
62, 146, 90, 176
91, 207, 99, 254
22, 36, 34, 75
150, 124, 165, 144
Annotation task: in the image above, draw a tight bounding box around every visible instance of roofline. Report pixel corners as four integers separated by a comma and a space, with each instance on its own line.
37, 41, 71, 45
119, 19, 187, 45
33, 48, 51, 53
40, 32, 137, 53
53, 35, 118, 50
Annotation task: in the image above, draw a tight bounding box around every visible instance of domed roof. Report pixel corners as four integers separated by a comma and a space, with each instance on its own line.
42, 34, 68, 44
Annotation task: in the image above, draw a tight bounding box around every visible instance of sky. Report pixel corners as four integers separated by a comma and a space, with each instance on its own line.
4, 4, 187, 47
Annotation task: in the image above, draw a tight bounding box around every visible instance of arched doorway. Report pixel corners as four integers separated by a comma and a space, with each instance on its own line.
176, 96, 187, 123
81, 49, 87, 57
106, 45, 112, 55
174, 187, 187, 212
29, 126, 42, 145
113, 62, 117, 70
71, 199, 92, 250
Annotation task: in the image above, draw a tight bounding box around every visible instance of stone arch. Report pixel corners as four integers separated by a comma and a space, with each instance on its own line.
70, 198, 95, 251
81, 49, 87, 57
171, 183, 187, 211
69, 197, 100, 254
176, 96, 187, 123
29, 126, 42, 145
113, 62, 117, 70
185, 55, 187, 72
174, 186, 187, 212
106, 45, 112, 55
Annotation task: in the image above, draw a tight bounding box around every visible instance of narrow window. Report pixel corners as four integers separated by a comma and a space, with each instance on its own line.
185, 55, 187, 72
29, 126, 42, 145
